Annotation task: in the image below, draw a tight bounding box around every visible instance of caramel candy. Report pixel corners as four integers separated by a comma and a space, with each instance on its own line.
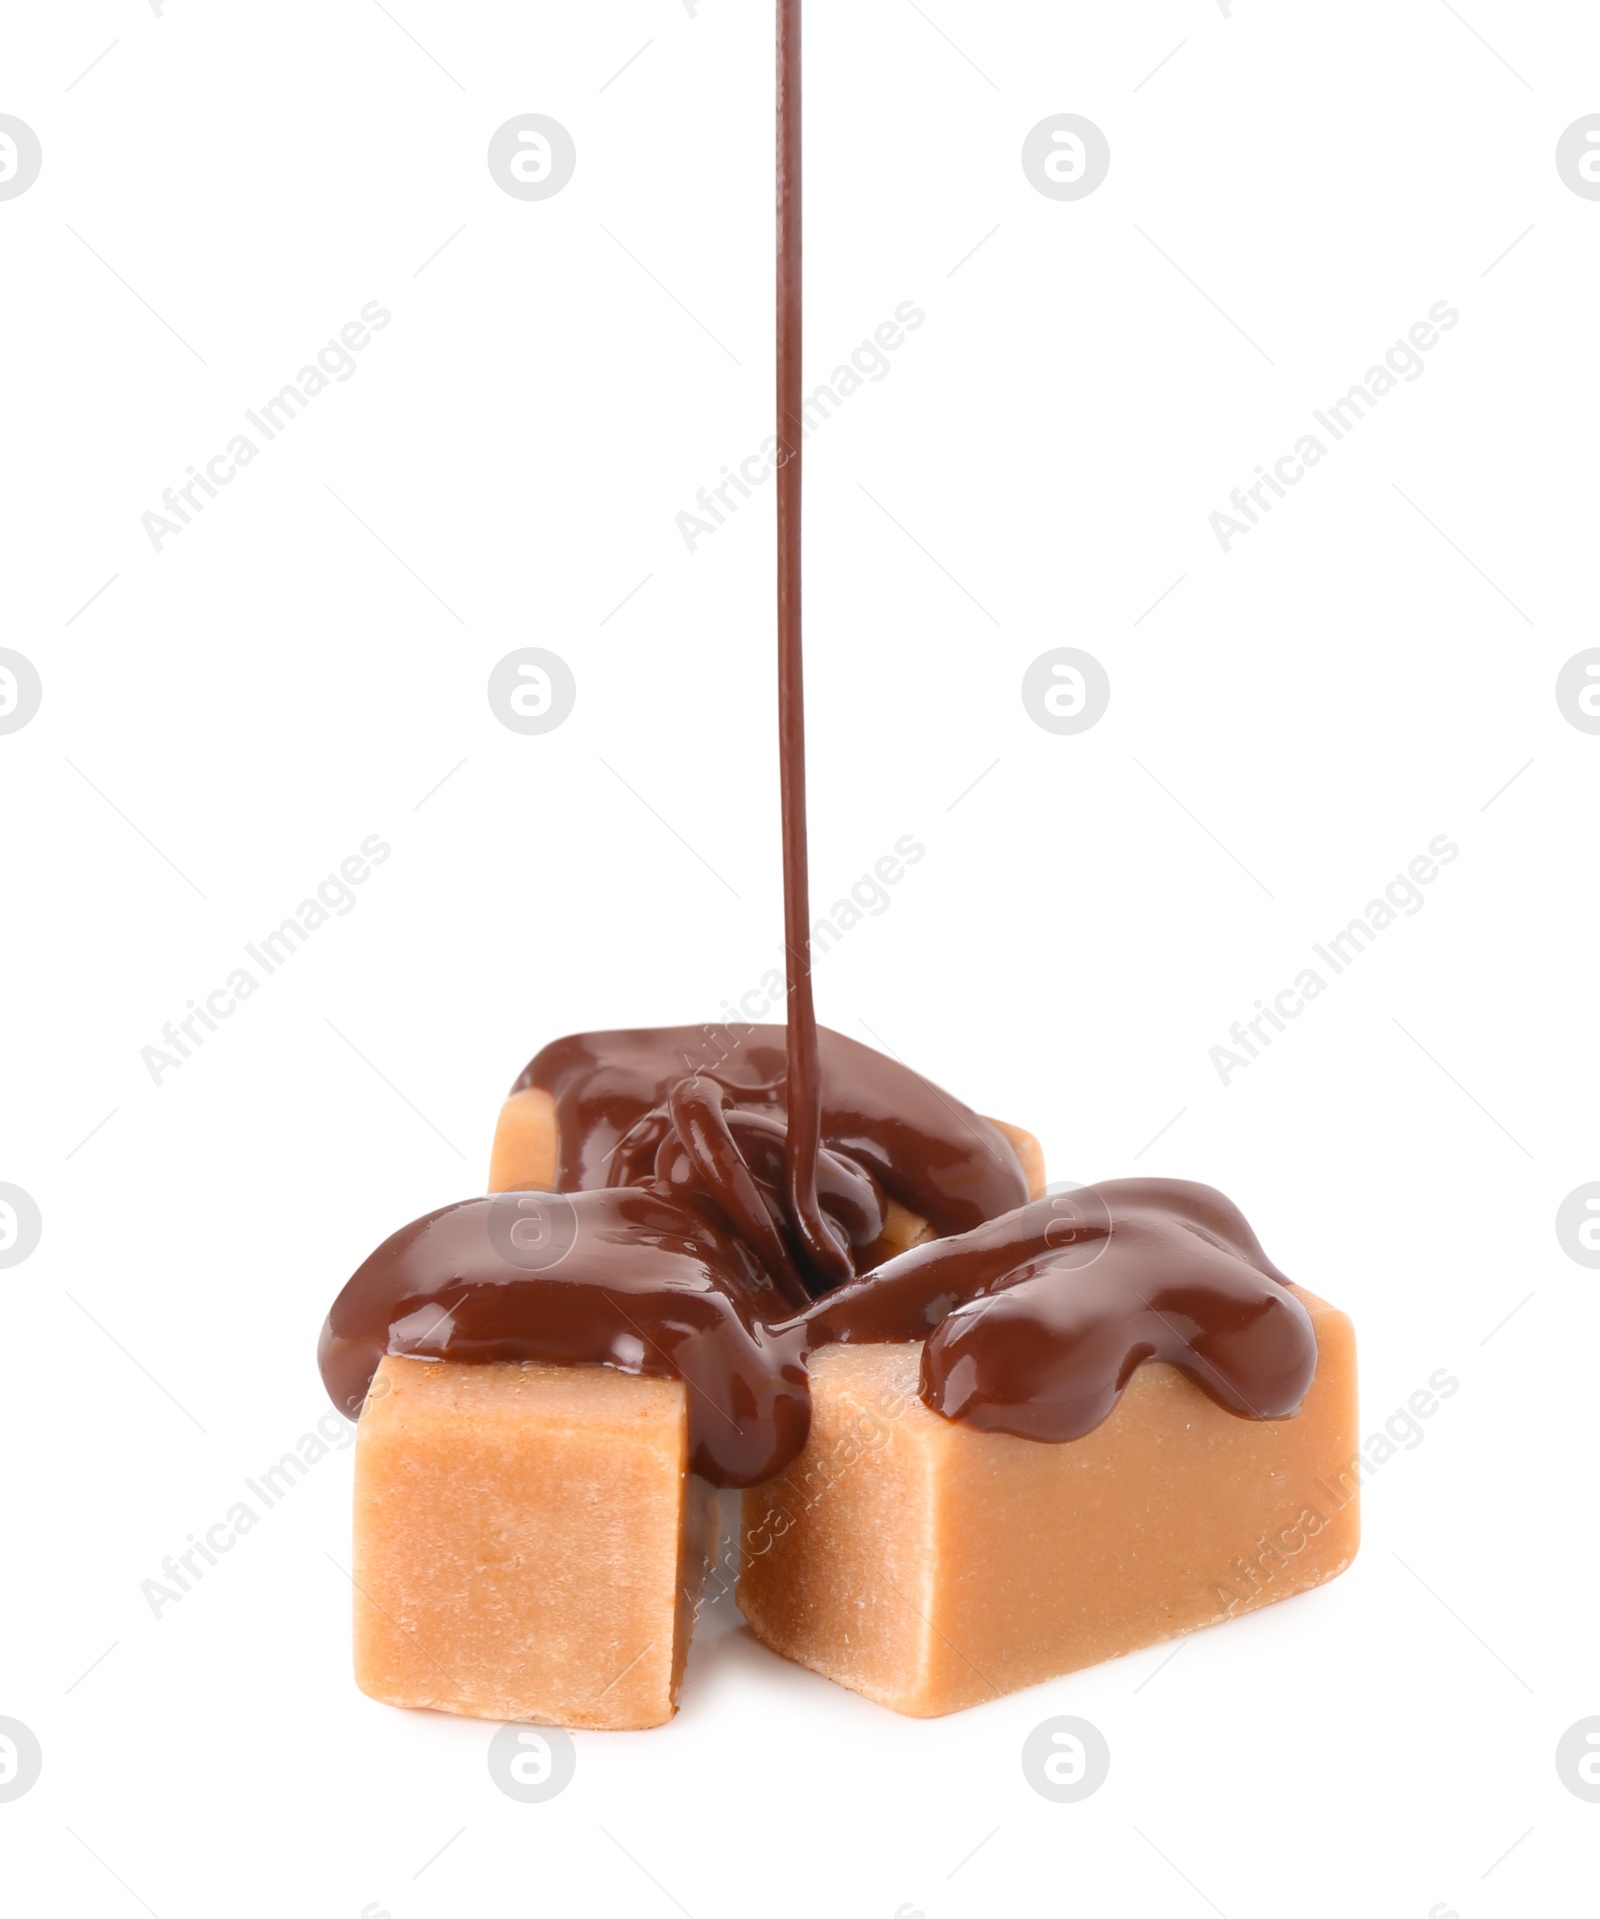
353, 1355, 712, 1729
487, 1086, 558, 1193
738, 1287, 1358, 1716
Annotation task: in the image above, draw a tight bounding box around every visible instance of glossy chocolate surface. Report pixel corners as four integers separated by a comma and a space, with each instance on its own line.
517, 1025, 1028, 1256
318, 1186, 810, 1486
805, 1179, 1318, 1442
318, 1165, 1316, 1486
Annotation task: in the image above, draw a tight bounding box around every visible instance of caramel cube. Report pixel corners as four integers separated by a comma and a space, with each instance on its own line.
739, 1287, 1358, 1715
353, 1355, 712, 1729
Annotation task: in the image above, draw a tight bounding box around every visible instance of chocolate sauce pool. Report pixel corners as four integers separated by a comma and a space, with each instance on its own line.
315, 0, 1319, 1483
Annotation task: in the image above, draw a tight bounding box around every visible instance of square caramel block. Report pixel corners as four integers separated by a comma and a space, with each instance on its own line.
354, 1355, 712, 1730
739, 1287, 1358, 1716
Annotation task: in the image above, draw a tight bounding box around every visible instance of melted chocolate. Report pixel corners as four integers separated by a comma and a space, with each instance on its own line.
516, 1024, 1027, 1258
315, 0, 1321, 1476
318, 1187, 810, 1487
773, 0, 846, 1290
803, 1180, 1317, 1442
317, 1173, 1317, 1487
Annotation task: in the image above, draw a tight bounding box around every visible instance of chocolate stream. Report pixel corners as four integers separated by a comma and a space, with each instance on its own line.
775, 0, 850, 1290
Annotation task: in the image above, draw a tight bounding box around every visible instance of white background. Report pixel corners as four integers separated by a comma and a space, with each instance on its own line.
4, 1, 1597, 1914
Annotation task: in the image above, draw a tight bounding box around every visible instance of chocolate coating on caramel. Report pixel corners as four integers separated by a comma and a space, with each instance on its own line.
318, 1186, 810, 1487
321, 1026, 1027, 1483
516, 1024, 1029, 1265
803, 1178, 1318, 1442
319, 1076, 1317, 1485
